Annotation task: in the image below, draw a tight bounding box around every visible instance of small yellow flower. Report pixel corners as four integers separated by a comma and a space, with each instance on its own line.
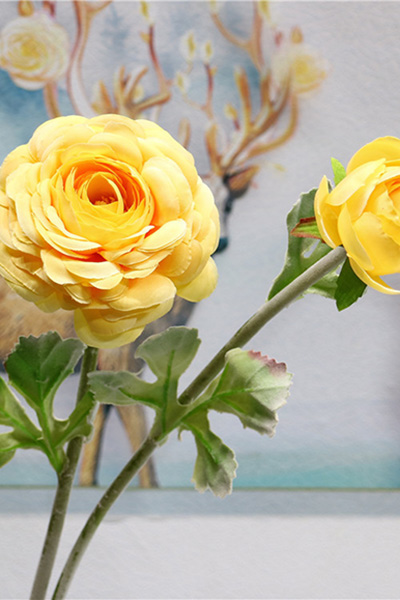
0, 115, 219, 348
315, 137, 400, 295
0, 13, 69, 91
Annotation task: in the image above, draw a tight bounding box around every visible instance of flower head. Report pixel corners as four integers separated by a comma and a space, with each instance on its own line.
0, 115, 219, 347
315, 137, 400, 295
0, 13, 69, 90
272, 34, 327, 95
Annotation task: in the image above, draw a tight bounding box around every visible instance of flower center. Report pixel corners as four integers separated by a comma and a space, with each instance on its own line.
87, 173, 119, 206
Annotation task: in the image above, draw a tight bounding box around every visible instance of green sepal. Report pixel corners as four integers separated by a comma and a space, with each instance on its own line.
334, 257, 367, 311
88, 327, 201, 438
290, 217, 324, 240
268, 189, 339, 300
331, 157, 347, 186
184, 411, 237, 498
0, 377, 44, 468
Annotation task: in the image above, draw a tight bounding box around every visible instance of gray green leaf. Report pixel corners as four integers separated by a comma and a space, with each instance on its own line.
5, 332, 85, 416
180, 349, 290, 497
88, 371, 162, 410
88, 327, 202, 439
185, 411, 237, 498
211, 349, 291, 435
0, 377, 44, 469
136, 327, 201, 380
3, 332, 91, 472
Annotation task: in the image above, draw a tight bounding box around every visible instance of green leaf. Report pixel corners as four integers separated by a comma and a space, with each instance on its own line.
88, 327, 202, 438
0, 377, 44, 469
88, 371, 162, 409
4, 332, 87, 472
0, 378, 42, 441
5, 332, 85, 417
335, 257, 367, 311
180, 349, 290, 497
331, 157, 347, 186
185, 411, 237, 498
52, 391, 96, 446
136, 327, 201, 380
206, 349, 291, 436
268, 189, 339, 300
0, 438, 16, 468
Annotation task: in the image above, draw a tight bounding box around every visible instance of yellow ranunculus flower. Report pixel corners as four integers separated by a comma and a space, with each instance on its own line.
0, 14, 69, 91
0, 115, 219, 348
315, 136, 400, 295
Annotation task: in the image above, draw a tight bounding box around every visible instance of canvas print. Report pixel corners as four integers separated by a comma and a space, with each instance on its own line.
0, 0, 399, 491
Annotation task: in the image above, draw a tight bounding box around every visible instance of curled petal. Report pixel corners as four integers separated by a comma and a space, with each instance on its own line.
177, 258, 218, 302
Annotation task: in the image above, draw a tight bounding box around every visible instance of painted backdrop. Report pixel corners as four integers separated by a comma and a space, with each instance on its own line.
1, 1, 400, 490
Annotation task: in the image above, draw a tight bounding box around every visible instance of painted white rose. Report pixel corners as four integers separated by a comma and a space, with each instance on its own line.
0, 13, 69, 91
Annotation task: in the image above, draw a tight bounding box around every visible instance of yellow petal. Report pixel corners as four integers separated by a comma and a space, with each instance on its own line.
0, 243, 52, 299
349, 258, 400, 295
337, 205, 373, 271
158, 243, 192, 277
347, 137, 400, 173
354, 212, 400, 275
29, 116, 87, 159
41, 250, 81, 285
89, 273, 124, 289
0, 145, 33, 182
314, 176, 340, 247
142, 159, 181, 225
176, 257, 218, 302
74, 309, 145, 349
64, 258, 120, 280
170, 239, 204, 285
140, 219, 187, 252
328, 160, 385, 207
107, 273, 176, 311
89, 132, 143, 170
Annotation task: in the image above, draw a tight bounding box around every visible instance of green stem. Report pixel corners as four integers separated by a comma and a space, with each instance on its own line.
30, 346, 99, 600
51, 246, 346, 599
178, 246, 347, 405
52, 435, 158, 600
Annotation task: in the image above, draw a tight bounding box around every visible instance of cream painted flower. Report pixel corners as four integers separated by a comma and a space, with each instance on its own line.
180, 31, 196, 63
272, 39, 327, 95
0, 13, 69, 91
315, 137, 400, 295
0, 115, 219, 348
201, 40, 214, 65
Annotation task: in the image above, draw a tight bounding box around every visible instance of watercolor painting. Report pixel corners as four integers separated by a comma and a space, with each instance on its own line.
1, 0, 400, 491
